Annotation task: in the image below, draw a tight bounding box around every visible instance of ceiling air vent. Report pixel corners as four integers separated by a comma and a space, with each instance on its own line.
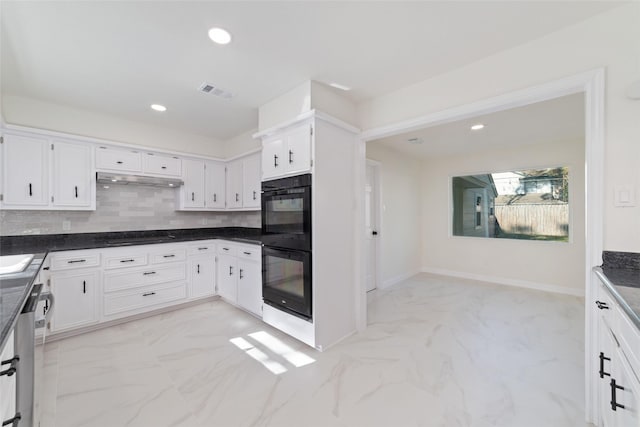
198, 82, 234, 99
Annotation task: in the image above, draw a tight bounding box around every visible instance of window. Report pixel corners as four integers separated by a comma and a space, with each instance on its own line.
452, 167, 569, 242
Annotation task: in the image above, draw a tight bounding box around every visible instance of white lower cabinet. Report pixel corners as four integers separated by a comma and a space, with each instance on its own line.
237, 258, 262, 317
217, 253, 237, 304
190, 255, 216, 299
596, 277, 640, 427
216, 242, 262, 317
50, 270, 99, 331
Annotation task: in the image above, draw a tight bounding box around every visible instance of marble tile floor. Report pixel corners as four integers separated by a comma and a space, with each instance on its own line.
40, 273, 589, 427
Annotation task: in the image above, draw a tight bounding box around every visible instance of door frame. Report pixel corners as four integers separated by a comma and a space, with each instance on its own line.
356, 68, 604, 424
365, 159, 382, 292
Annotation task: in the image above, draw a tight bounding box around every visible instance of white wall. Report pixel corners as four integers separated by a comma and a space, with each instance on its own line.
358, 3, 640, 252
366, 143, 422, 287
420, 139, 585, 294
2, 95, 226, 157
223, 128, 260, 158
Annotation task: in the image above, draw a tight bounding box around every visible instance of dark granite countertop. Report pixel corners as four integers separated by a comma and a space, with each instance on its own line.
594, 251, 640, 330
0, 227, 263, 256
0, 253, 46, 351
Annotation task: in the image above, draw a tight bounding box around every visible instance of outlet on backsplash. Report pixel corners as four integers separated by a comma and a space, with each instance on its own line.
63, 220, 71, 231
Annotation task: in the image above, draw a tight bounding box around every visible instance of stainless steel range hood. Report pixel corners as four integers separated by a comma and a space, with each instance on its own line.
96, 172, 184, 188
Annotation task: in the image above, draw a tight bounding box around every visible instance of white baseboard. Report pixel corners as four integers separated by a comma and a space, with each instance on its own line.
420, 267, 585, 297
380, 269, 421, 289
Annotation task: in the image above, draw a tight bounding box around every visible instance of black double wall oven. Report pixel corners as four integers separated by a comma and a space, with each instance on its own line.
262, 174, 312, 321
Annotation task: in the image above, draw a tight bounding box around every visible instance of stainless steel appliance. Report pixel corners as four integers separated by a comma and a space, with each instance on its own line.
262, 174, 313, 321
261, 174, 311, 252
14, 283, 53, 427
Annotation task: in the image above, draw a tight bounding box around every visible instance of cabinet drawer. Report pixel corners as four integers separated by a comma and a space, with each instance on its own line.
49, 251, 101, 271
104, 253, 148, 269
104, 282, 186, 317
616, 305, 640, 379
104, 264, 186, 292
188, 242, 216, 256
237, 245, 261, 263
143, 153, 181, 177
217, 242, 237, 256
96, 147, 142, 172
149, 248, 186, 264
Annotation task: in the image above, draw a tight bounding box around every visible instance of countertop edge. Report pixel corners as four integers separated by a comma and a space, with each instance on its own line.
594, 266, 640, 330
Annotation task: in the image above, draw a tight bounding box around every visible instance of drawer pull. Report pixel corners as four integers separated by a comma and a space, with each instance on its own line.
198, 247, 208, 250
116, 161, 123, 164
161, 166, 167, 169
0, 356, 19, 377
223, 247, 229, 251
243, 251, 252, 255
142, 292, 156, 297
143, 271, 157, 276
163, 254, 175, 258
596, 300, 610, 310
610, 378, 625, 411
2, 413, 21, 426
68, 259, 86, 264
120, 259, 135, 263
599, 352, 611, 378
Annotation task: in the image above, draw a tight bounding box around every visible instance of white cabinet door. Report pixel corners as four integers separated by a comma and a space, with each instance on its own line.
226, 160, 243, 209
95, 147, 142, 172
205, 161, 226, 209
242, 153, 261, 209
0, 331, 16, 426
191, 256, 215, 299
50, 271, 98, 331
611, 348, 640, 427
143, 153, 181, 177
52, 140, 94, 208
182, 159, 205, 208
216, 254, 237, 303
599, 322, 617, 427
261, 136, 284, 180
1, 133, 49, 207
286, 123, 312, 175
237, 259, 262, 317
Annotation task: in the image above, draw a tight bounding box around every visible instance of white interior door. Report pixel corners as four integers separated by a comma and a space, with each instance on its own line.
365, 162, 380, 292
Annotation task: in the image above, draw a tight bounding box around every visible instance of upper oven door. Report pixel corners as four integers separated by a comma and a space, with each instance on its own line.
261, 186, 311, 251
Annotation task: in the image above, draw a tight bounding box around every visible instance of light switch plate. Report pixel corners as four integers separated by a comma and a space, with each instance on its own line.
614, 185, 636, 207
62, 220, 71, 231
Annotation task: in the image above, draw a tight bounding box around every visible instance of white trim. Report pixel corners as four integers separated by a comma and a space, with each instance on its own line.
357, 68, 604, 424
225, 147, 262, 162
360, 69, 600, 142
421, 267, 585, 297
1, 122, 232, 162
380, 269, 421, 290
365, 160, 383, 293
253, 109, 360, 140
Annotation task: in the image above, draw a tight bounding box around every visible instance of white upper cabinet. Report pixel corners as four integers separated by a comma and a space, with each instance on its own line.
52, 140, 94, 209
143, 153, 181, 177
261, 122, 312, 181
226, 159, 243, 209
181, 159, 205, 209
242, 153, 261, 209
1, 133, 49, 207
205, 161, 226, 210
95, 146, 142, 172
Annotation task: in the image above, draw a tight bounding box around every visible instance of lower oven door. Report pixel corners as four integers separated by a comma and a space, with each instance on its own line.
262, 246, 312, 321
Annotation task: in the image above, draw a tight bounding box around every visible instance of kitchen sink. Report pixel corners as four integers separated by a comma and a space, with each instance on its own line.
0, 254, 35, 275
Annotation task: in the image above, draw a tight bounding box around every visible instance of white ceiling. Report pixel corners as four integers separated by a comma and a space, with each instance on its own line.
368, 93, 585, 158
0, 2, 618, 140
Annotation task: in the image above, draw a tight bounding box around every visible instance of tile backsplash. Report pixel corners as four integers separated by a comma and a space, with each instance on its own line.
0, 185, 260, 236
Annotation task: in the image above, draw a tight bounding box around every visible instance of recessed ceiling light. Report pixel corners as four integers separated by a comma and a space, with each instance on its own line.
150, 104, 167, 112
470, 123, 485, 131
208, 27, 232, 45
329, 82, 351, 91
